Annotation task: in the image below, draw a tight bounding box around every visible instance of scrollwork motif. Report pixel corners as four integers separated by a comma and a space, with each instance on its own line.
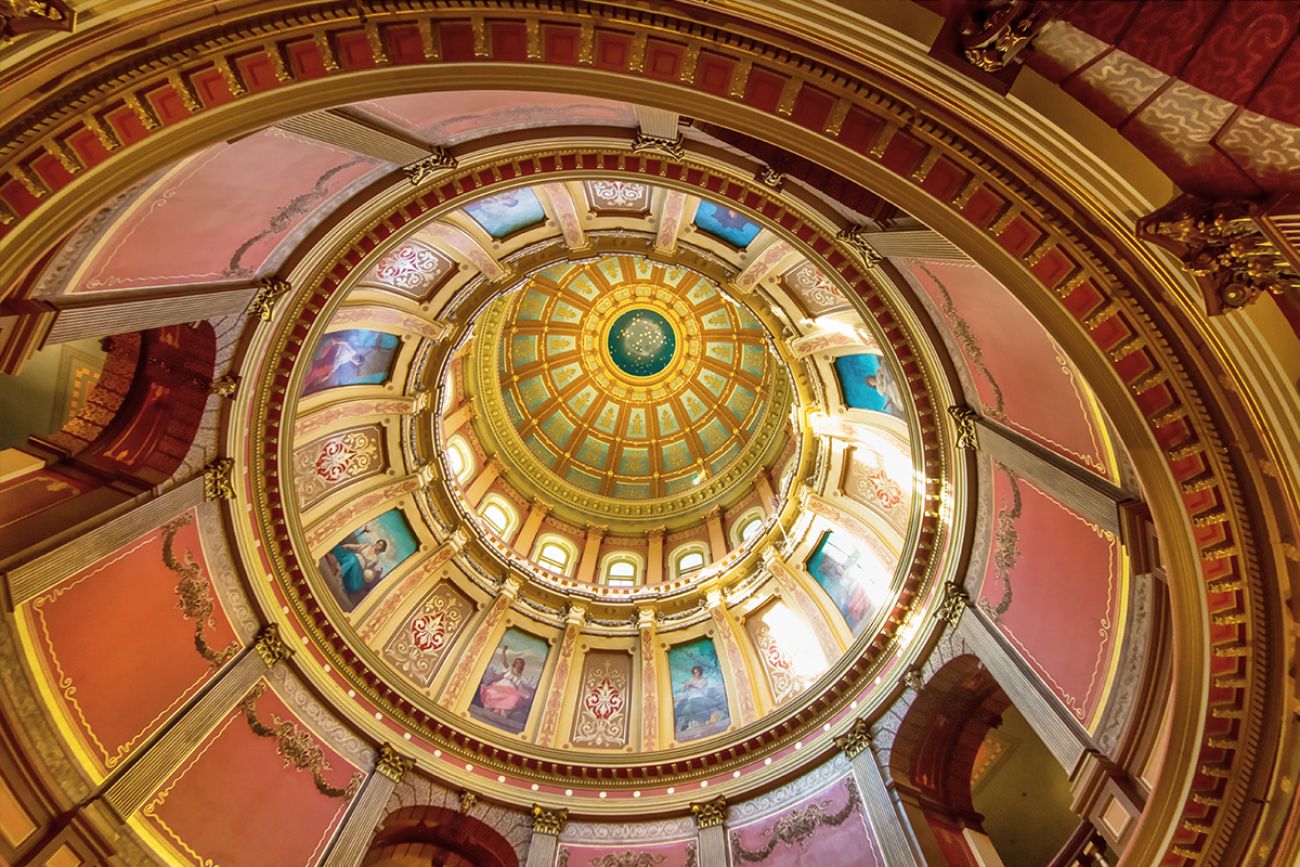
730, 778, 862, 861
161, 515, 239, 668
239, 683, 362, 799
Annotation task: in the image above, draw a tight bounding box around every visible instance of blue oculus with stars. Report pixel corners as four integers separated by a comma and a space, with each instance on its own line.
607, 308, 677, 377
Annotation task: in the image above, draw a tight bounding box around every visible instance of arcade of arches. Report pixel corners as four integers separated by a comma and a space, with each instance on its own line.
0, 2, 1297, 866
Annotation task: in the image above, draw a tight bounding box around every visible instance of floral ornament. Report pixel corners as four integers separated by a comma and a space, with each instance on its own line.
410, 611, 448, 653
373, 243, 447, 294
589, 180, 648, 209
314, 429, 378, 482
584, 676, 625, 720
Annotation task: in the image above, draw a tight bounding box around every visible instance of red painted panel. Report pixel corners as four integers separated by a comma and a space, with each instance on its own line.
70, 130, 378, 293
26, 511, 239, 773
139, 683, 357, 867
907, 259, 1113, 479
0, 469, 87, 530
729, 774, 881, 866
976, 466, 1120, 726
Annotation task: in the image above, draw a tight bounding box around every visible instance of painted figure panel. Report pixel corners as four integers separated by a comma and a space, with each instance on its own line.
319, 508, 419, 612
469, 627, 549, 734
693, 200, 762, 247
668, 637, 730, 742
463, 187, 546, 238
833, 353, 905, 418
302, 329, 400, 396
806, 530, 886, 635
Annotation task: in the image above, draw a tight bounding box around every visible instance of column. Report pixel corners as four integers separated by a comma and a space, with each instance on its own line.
576, 525, 605, 583
321, 744, 415, 867
438, 577, 520, 707
690, 796, 728, 867
835, 719, 923, 866
513, 499, 550, 556
277, 109, 432, 165
462, 458, 503, 509
524, 806, 567, 867
646, 528, 665, 585
638, 607, 661, 751
100, 624, 293, 819
534, 605, 586, 747
754, 472, 776, 513
705, 508, 727, 562
443, 403, 475, 437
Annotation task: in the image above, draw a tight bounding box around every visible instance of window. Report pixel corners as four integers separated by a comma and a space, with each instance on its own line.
670, 543, 709, 579
478, 494, 518, 540
730, 507, 766, 547
445, 435, 474, 483
600, 553, 644, 588
533, 534, 579, 577
482, 503, 509, 534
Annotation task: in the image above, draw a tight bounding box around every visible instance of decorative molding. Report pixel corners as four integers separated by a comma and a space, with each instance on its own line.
209, 373, 240, 397
900, 667, 924, 693
459, 789, 478, 813
631, 130, 685, 160
947, 405, 979, 450
960, 0, 1054, 72
202, 457, 236, 501
690, 795, 728, 830
754, 165, 785, 191
239, 683, 362, 799
1137, 194, 1299, 315
246, 277, 290, 321
403, 146, 459, 186
161, 515, 240, 668
833, 717, 873, 758
375, 743, 415, 782
1, 0, 75, 43
531, 804, 568, 836
253, 623, 294, 667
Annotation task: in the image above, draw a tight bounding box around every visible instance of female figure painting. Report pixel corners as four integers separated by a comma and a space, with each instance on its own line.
833, 353, 905, 419
469, 627, 549, 734
319, 509, 419, 612
693, 200, 762, 248
668, 638, 731, 742
807, 530, 881, 634
463, 188, 546, 238
302, 330, 400, 396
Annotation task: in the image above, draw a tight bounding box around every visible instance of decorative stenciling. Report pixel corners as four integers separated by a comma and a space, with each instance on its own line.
585, 179, 650, 212
368, 241, 452, 299
781, 262, 846, 315
730, 777, 867, 863
382, 581, 473, 689
571, 651, 631, 748
745, 601, 828, 707
293, 425, 385, 510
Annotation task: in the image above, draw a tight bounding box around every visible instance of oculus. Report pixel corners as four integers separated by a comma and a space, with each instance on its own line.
606, 308, 677, 377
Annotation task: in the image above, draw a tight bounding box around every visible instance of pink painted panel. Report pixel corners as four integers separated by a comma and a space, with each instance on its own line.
728, 774, 882, 867
975, 464, 1121, 726
558, 838, 696, 867
358, 91, 636, 143
72, 129, 379, 292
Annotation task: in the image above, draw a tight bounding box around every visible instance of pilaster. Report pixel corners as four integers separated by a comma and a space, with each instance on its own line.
321, 744, 415, 867
690, 795, 728, 867
835, 718, 923, 866
523, 805, 567, 867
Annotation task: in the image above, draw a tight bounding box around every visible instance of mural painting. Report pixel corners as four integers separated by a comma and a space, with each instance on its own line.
693, 200, 762, 247
382, 582, 474, 689
806, 530, 884, 635
318, 508, 419, 612
469, 627, 549, 734
668, 637, 731, 742
746, 601, 829, 706
302, 330, 400, 396
570, 651, 632, 748
463, 187, 547, 238
833, 353, 905, 419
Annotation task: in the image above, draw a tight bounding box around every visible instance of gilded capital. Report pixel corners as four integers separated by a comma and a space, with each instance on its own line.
531, 804, 568, 835
375, 743, 415, 782
834, 717, 873, 758
837, 225, 883, 269
247, 277, 290, 321
253, 623, 294, 667
690, 794, 728, 829
937, 581, 970, 626
947, 405, 979, 450
631, 129, 685, 160
637, 607, 657, 631
202, 457, 236, 501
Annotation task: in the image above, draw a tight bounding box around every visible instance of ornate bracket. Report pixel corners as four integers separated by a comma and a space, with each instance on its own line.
833, 717, 873, 758
202, 457, 236, 501
947, 405, 979, 450
458, 789, 478, 813
209, 373, 240, 398
1, 1, 76, 43
1137, 194, 1300, 315
690, 794, 728, 829
960, 0, 1054, 72
755, 165, 785, 191
631, 130, 686, 160
403, 146, 458, 186
837, 226, 883, 269
246, 277, 290, 321
937, 581, 971, 626
375, 743, 415, 783
253, 623, 294, 667
531, 804, 568, 835
901, 666, 925, 693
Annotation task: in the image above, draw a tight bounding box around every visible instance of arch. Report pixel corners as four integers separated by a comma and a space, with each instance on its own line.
363, 805, 518, 867
444, 434, 474, 484
729, 506, 766, 548
599, 550, 644, 587
531, 533, 578, 577
478, 493, 518, 541
669, 542, 710, 580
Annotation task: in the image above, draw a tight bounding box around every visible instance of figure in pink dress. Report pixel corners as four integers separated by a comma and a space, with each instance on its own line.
478, 645, 531, 716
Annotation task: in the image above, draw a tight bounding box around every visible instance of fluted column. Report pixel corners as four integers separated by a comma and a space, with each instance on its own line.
534, 605, 586, 747
524, 805, 567, 867
576, 525, 605, 583
705, 508, 727, 562
438, 577, 520, 707
835, 719, 923, 866
513, 499, 550, 556
690, 796, 728, 867
638, 607, 661, 751
321, 744, 415, 867
463, 458, 503, 509
100, 624, 293, 819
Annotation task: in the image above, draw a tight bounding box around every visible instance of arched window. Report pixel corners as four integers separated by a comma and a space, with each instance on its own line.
600, 552, 644, 588
532, 534, 579, 577
670, 543, 709, 579
479, 494, 518, 540
730, 507, 766, 547
445, 435, 474, 483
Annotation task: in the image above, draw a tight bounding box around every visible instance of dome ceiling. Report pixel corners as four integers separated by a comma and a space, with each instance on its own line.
465, 253, 793, 524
